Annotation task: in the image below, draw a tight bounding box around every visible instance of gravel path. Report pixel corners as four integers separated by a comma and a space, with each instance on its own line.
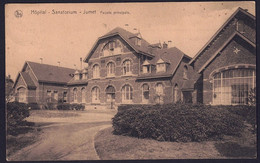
8, 110, 115, 161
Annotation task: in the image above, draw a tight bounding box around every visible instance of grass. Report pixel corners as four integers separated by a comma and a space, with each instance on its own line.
6, 123, 42, 158
94, 127, 224, 159
94, 126, 256, 159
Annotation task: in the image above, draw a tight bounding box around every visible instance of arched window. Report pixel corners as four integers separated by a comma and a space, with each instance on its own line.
123, 60, 131, 75
122, 84, 133, 102
92, 87, 100, 103
102, 40, 122, 56
142, 84, 149, 103
155, 83, 164, 104
92, 64, 100, 78
174, 84, 179, 103
73, 88, 77, 103
17, 87, 26, 103
107, 62, 115, 76
81, 87, 86, 103
213, 68, 255, 105
183, 65, 188, 80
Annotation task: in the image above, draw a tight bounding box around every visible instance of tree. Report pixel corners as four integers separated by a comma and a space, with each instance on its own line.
5, 75, 15, 103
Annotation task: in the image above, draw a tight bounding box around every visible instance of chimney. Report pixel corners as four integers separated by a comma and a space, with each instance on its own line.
80, 58, 82, 70
163, 42, 168, 49
57, 61, 60, 67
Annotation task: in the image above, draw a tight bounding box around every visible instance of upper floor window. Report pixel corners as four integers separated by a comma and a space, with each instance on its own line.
122, 84, 133, 102
156, 63, 166, 72
92, 64, 100, 78
183, 65, 188, 80
107, 62, 115, 76
236, 20, 245, 33
143, 65, 150, 73
92, 86, 100, 103
102, 40, 122, 57
123, 60, 131, 75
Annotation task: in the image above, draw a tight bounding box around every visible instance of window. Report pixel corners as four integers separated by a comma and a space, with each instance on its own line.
213, 68, 255, 105
63, 92, 67, 103
73, 88, 77, 103
156, 63, 166, 72
17, 87, 26, 103
81, 88, 86, 103
123, 60, 131, 75
47, 90, 52, 102
136, 38, 141, 46
92, 87, 100, 103
92, 64, 100, 78
142, 84, 149, 103
236, 20, 245, 33
107, 62, 115, 76
155, 83, 164, 104
143, 65, 151, 73
53, 90, 58, 101
122, 84, 133, 102
174, 84, 179, 103
183, 65, 188, 79
102, 41, 122, 56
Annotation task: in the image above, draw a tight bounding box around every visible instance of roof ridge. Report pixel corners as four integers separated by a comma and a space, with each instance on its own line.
26, 61, 75, 70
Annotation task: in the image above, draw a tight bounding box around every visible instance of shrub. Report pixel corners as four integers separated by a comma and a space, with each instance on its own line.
27, 103, 41, 110
113, 104, 245, 142
57, 103, 85, 110
6, 102, 31, 135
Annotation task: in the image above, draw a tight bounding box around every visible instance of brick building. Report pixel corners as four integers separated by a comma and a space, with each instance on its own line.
13, 7, 256, 108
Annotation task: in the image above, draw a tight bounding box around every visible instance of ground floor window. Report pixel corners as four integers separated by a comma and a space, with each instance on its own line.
142, 84, 149, 103
213, 68, 255, 105
73, 88, 77, 103
17, 87, 26, 103
47, 90, 52, 102
122, 84, 133, 102
81, 88, 86, 103
155, 83, 164, 104
63, 92, 67, 103
53, 90, 58, 101
92, 86, 100, 103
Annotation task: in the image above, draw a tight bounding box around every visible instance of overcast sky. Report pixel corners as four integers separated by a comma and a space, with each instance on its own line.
5, 2, 255, 80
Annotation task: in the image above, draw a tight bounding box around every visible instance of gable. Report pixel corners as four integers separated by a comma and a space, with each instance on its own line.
190, 8, 255, 66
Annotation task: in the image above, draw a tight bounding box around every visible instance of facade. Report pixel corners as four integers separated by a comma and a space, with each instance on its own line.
13, 61, 75, 107
13, 7, 256, 108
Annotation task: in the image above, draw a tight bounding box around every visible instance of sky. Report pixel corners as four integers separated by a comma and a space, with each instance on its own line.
5, 2, 255, 80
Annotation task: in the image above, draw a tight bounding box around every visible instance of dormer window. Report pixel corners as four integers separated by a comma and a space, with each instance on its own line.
74, 70, 80, 80
156, 58, 168, 73
142, 60, 152, 74
82, 69, 87, 80
136, 38, 141, 46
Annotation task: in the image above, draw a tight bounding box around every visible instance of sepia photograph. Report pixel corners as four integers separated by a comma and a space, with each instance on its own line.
5, 1, 256, 161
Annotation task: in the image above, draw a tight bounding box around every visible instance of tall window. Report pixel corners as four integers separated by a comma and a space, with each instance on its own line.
155, 83, 164, 104
17, 87, 26, 103
142, 84, 149, 103
63, 92, 67, 103
122, 84, 133, 102
107, 62, 115, 76
53, 90, 58, 101
73, 88, 77, 103
47, 90, 52, 102
92, 87, 100, 103
174, 84, 179, 103
213, 68, 255, 105
92, 64, 100, 78
81, 87, 86, 103
123, 60, 131, 75
183, 65, 188, 79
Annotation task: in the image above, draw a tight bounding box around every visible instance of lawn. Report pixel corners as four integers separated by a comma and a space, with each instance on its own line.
94, 125, 256, 159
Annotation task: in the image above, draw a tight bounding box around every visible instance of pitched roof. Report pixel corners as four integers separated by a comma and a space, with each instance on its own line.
189, 7, 255, 65
137, 47, 189, 80
20, 72, 37, 89
26, 61, 75, 84
84, 27, 155, 62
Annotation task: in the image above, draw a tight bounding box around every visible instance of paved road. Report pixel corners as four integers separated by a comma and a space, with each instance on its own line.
8, 110, 115, 161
